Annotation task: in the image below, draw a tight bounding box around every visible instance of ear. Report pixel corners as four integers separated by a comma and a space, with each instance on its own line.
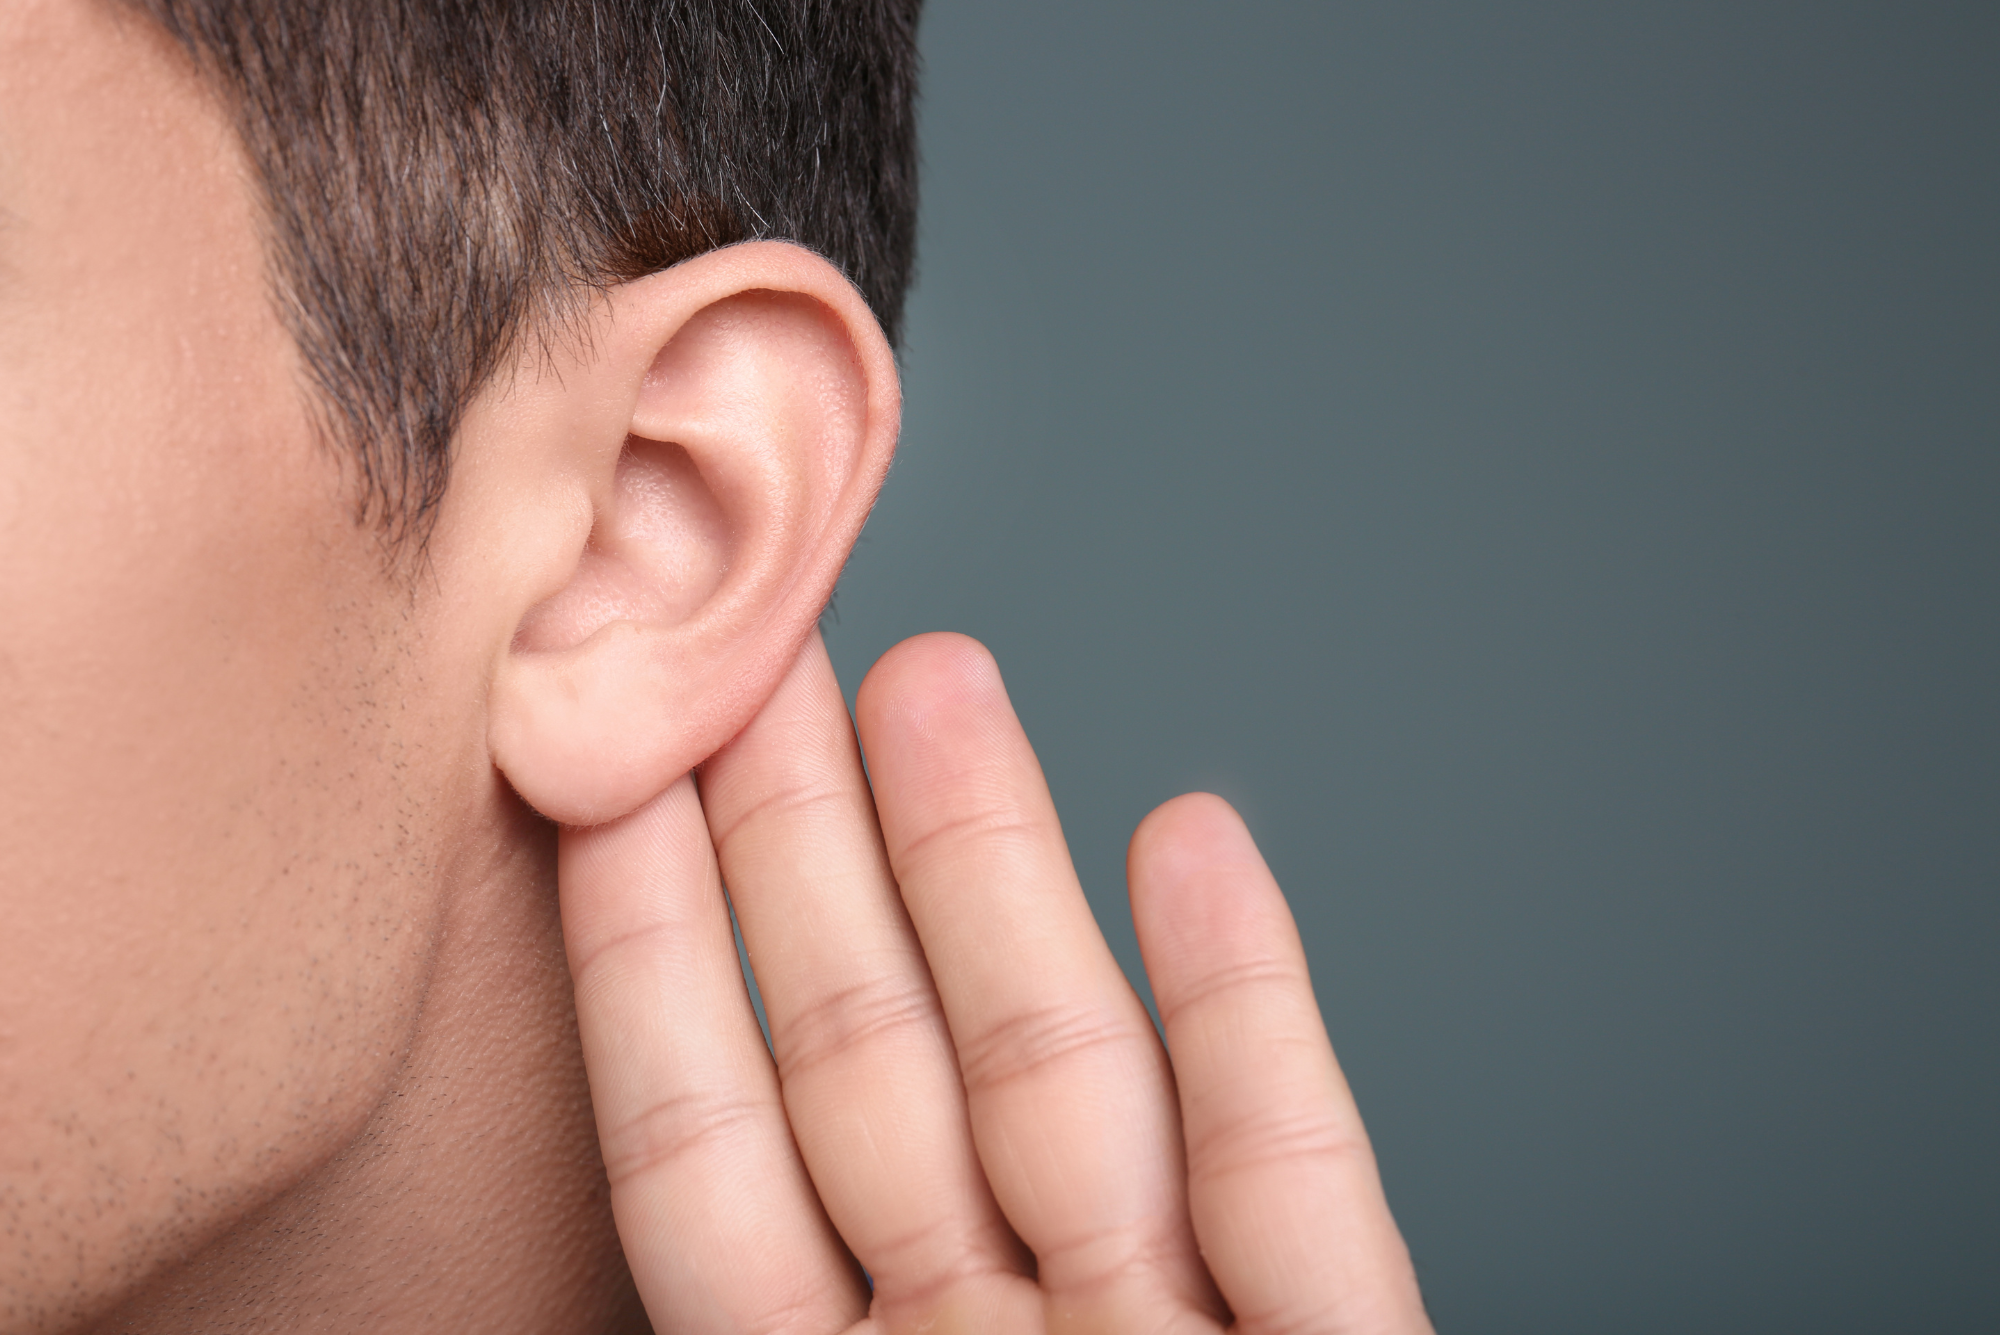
481, 241, 898, 826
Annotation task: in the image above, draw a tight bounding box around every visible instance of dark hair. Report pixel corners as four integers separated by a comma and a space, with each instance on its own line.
128, 0, 921, 544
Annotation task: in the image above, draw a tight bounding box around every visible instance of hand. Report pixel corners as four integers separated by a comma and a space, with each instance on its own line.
560, 632, 1432, 1333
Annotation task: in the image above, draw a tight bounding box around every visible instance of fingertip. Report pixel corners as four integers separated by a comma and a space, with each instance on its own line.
854, 631, 1007, 740
1129, 792, 1265, 899
1132, 790, 1245, 847
1129, 792, 1303, 1017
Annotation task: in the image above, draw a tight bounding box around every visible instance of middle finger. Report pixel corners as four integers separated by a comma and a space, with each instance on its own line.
698, 633, 1038, 1330
854, 634, 1225, 1333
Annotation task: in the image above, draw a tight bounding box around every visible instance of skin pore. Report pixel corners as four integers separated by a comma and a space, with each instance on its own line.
3, 1, 1431, 1331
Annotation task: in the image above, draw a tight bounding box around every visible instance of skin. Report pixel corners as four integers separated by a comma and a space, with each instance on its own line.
0, 1, 1431, 1332
580, 635, 1434, 1334
0, 3, 646, 1329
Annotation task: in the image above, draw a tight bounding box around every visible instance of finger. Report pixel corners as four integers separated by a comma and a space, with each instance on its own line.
1128, 794, 1432, 1335
561, 775, 866, 1334
854, 634, 1224, 1331
699, 634, 1040, 1331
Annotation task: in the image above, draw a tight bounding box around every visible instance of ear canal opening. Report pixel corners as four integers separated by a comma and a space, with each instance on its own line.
511, 438, 732, 655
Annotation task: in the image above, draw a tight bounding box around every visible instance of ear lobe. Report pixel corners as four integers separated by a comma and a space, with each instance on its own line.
486, 243, 898, 826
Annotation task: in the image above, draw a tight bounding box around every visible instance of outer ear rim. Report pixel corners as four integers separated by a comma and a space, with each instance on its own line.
485, 240, 901, 828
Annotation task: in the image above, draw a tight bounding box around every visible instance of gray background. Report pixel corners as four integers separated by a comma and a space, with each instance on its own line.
818, 3, 1999, 1329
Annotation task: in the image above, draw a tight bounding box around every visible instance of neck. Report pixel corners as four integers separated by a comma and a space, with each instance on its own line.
92, 796, 648, 1334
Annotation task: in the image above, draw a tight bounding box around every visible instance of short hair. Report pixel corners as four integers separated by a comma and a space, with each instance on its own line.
129, 0, 921, 544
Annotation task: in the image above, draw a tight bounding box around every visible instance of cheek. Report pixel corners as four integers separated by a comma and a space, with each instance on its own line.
0, 37, 469, 1309
0, 352, 450, 1258
0, 333, 465, 1307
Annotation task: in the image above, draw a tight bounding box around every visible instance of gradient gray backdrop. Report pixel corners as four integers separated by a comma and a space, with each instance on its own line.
816, 4, 1999, 1329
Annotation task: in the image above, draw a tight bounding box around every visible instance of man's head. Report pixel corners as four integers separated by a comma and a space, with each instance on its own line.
0, 0, 915, 1325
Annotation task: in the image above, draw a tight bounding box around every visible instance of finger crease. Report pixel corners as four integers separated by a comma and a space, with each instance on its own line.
771, 975, 947, 1083
569, 915, 698, 989
1160, 956, 1304, 1027
1187, 1107, 1365, 1186
598, 1089, 776, 1188
708, 778, 861, 850
889, 807, 1046, 871
956, 1005, 1149, 1099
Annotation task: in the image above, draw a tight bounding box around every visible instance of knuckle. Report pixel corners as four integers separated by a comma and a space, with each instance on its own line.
1031, 1216, 1198, 1310
1188, 1102, 1365, 1186
890, 804, 1043, 874
596, 1088, 768, 1189
955, 1002, 1146, 1099
1236, 1284, 1417, 1335
710, 777, 853, 850
568, 918, 682, 995
737, 1290, 851, 1335
861, 1219, 1022, 1310
1162, 954, 1303, 1026
770, 971, 945, 1083
1234, 1303, 1344, 1335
